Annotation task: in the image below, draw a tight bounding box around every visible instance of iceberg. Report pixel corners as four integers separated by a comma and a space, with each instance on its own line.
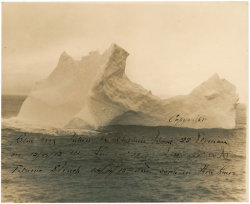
18, 44, 239, 129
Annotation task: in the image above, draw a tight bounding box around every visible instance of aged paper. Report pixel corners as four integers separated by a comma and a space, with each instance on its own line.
2, 2, 248, 202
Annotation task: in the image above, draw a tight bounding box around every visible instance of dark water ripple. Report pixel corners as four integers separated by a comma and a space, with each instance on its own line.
2, 125, 247, 202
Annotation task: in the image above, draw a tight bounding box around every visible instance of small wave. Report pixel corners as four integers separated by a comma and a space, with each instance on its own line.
1, 117, 98, 136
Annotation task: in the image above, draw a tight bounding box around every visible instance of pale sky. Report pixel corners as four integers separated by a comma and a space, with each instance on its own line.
2, 2, 248, 102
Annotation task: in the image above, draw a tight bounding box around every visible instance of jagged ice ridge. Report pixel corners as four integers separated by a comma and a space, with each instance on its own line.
18, 44, 239, 129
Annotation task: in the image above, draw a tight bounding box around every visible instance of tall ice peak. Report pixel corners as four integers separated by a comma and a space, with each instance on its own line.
107, 43, 129, 57
57, 51, 74, 66
208, 73, 220, 82
60, 51, 70, 58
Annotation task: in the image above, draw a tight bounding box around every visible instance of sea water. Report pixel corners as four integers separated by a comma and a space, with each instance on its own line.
1, 95, 247, 202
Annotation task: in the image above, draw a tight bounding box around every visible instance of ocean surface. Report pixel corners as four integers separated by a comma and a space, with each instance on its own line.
1, 95, 247, 202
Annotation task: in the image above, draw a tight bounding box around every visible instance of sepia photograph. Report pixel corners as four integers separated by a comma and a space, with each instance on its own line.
1, 2, 248, 202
